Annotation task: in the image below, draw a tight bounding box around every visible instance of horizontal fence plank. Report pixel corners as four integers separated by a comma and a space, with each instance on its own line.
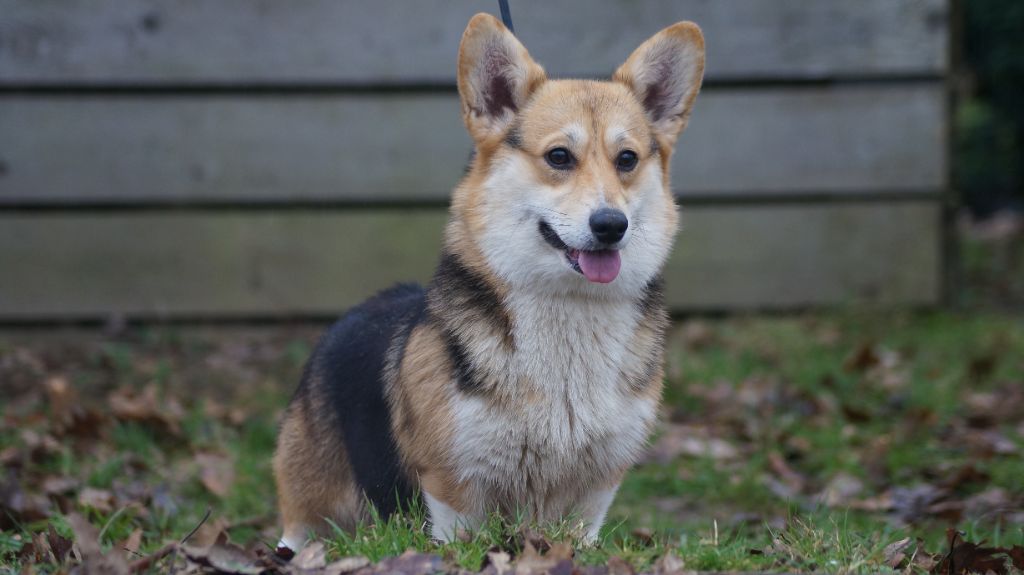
0, 0, 948, 85
0, 202, 941, 319
0, 85, 946, 205
669, 202, 942, 308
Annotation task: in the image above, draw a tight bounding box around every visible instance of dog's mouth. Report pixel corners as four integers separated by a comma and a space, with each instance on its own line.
538, 221, 621, 284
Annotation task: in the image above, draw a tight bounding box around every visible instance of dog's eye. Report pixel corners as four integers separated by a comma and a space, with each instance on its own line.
545, 147, 575, 169
616, 150, 639, 172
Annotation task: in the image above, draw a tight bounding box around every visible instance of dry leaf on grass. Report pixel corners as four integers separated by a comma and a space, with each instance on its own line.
46, 524, 74, 565
371, 550, 445, 575
322, 556, 372, 575
843, 343, 879, 373
0, 479, 53, 524
883, 537, 913, 568
108, 383, 185, 435
21, 531, 51, 565
196, 452, 236, 497
678, 321, 716, 350
182, 537, 265, 575
643, 424, 739, 464
42, 475, 79, 496
78, 486, 115, 514
289, 541, 327, 571
932, 529, 1024, 575
816, 473, 864, 507
482, 550, 514, 575
767, 452, 806, 494
189, 517, 232, 548
512, 540, 575, 575
883, 536, 937, 571
118, 527, 144, 559
605, 556, 635, 575
652, 551, 687, 575
67, 512, 130, 575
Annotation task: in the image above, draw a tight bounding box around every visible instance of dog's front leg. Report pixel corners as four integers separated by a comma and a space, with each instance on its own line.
575, 483, 620, 544
423, 490, 480, 542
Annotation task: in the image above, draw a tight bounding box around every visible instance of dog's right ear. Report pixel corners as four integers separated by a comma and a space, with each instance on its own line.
457, 13, 546, 143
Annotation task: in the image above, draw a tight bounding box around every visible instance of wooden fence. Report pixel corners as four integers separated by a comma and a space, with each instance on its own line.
0, 0, 950, 320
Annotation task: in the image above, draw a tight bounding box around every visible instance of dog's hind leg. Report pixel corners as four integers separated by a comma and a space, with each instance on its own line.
273, 403, 364, 553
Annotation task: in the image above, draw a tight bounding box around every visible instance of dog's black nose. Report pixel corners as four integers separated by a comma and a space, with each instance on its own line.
589, 208, 628, 244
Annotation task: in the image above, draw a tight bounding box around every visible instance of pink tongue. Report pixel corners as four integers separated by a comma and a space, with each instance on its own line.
578, 250, 621, 283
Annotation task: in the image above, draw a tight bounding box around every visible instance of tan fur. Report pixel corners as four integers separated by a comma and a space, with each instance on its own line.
387, 324, 462, 506
274, 13, 704, 547
273, 379, 365, 544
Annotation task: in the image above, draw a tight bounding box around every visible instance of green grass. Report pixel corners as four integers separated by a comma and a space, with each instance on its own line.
2, 310, 1023, 573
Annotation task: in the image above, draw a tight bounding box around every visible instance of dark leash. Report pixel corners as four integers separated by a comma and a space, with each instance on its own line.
498, 0, 515, 34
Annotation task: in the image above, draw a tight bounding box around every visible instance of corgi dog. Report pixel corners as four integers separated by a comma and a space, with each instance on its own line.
273, 13, 704, 551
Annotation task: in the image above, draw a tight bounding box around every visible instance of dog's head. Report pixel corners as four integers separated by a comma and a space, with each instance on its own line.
452, 14, 704, 298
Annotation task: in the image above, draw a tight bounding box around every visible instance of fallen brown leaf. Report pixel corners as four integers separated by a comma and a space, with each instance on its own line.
767, 452, 806, 494
483, 550, 514, 575
119, 528, 143, 556
189, 517, 232, 548
817, 473, 864, 507
883, 536, 938, 572
843, 343, 879, 373
108, 383, 184, 435
20, 429, 62, 458
23, 531, 49, 565
43, 376, 108, 441
606, 556, 634, 575
182, 537, 264, 575
518, 529, 552, 555
652, 551, 686, 575
42, 475, 79, 496
512, 540, 575, 575
290, 540, 327, 571
547, 542, 574, 562
963, 487, 1017, 520
78, 486, 115, 514
196, 452, 236, 497
644, 424, 739, 464
205, 399, 251, 427
372, 550, 445, 575
932, 529, 1024, 575
1, 478, 53, 525
883, 537, 913, 569
323, 555, 372, 575
67, 512, 130, 575
968, 354, 997, 382
889, 484, 946, 524
630, 527, 655, 547
46, 524, 74, 565
44, 376, 75, 423
679, 321, 716, 350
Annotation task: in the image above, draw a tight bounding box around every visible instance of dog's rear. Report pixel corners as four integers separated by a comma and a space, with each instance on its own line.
274, 13, 704, 550
273, 285, 424, 550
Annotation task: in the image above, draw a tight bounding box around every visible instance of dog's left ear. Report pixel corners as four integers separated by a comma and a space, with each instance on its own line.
614, 22, 705, 146
457, 13, 547, 142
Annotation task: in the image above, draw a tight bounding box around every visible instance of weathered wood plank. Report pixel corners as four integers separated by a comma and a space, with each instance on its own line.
0, 0, 948, 85
668, 203, 943, 308
0, 85, 946, 205
0, 202, 942, 319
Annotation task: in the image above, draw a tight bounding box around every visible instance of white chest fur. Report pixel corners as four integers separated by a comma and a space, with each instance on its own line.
449, 292, 657, 518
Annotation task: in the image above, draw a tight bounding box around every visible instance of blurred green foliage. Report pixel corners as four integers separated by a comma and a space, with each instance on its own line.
958, 0, 1024, 215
